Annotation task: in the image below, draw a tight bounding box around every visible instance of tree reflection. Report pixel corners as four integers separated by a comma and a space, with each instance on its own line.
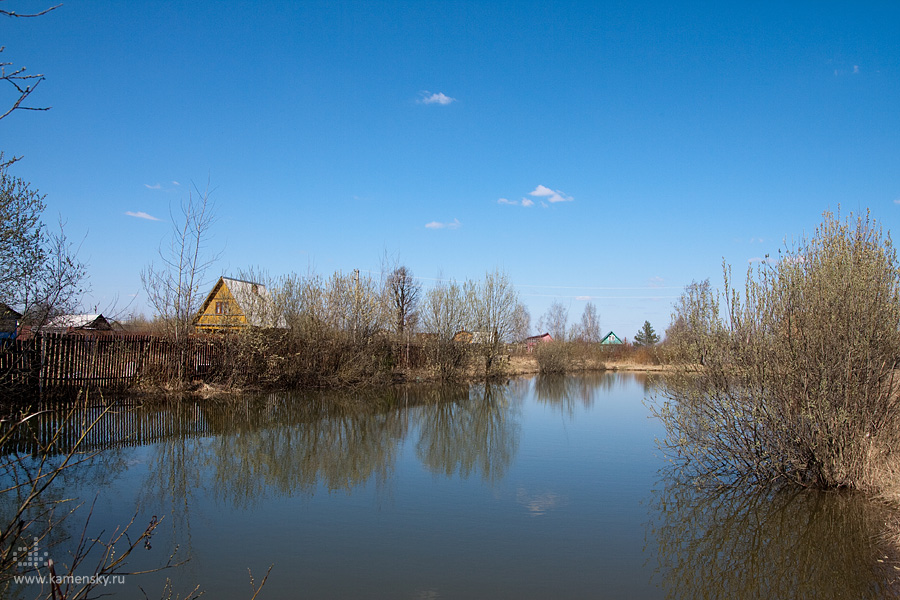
204, 395, 409, 508
415, 383, 519, 484
140, 388, 420, 513
532, 372, 663, 418
651, 477, 900, 599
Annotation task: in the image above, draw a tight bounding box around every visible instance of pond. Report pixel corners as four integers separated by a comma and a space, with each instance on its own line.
5, 373, 898, 599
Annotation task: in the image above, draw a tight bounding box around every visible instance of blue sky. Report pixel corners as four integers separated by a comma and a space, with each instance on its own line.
4, 0, 900, 339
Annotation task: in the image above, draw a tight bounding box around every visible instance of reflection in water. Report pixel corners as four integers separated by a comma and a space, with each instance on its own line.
136, 384, 520, 508
651, 478, 900, 599
5, 375, 898, 599
515, 487, 567, 517
131, 384, 522, 566
415, 383, 519, 483
534, 371, 661, 416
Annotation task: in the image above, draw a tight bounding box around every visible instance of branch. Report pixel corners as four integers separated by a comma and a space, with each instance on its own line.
0, 3, 61, 18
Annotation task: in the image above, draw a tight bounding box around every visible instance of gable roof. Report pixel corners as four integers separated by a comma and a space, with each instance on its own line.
600, 331, 624, 345
197, 276, 285, 328
0, 303, 20, 338
44, 314, 112, 332
525, 333, 553, 342
0, 303, 22, 319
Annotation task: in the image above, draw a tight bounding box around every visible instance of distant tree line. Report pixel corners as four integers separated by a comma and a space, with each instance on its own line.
217, 265, 529, 386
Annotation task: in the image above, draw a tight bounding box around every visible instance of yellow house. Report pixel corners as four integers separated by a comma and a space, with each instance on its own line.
194, 276, 283, 332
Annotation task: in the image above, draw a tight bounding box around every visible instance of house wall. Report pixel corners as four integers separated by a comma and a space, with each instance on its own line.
195, 283, 249, 331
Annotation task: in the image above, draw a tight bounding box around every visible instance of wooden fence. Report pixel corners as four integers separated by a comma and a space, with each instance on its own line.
0, 333, 227, 395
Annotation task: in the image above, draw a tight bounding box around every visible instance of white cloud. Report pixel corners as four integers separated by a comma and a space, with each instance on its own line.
893, 198, 900, 205
853, 65, 860, 74
498, 197, 535, 208
419, 91, 456, 105
648, 276, 665, 288
144, 183, 161, 190
172, 180, 181, 186
425, 218, 461, 229
529, 185, 554, 197
125, 211, 161, 221
529, 184, 573, 203
575, 295, 592, 301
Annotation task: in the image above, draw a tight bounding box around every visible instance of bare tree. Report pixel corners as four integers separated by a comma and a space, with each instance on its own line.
0, 159, 86, 326
466, 268, 520, 375
323, 270, 387, 342
574, 302, 601, 343
1, 2, 61, 166
665, 279, 720, 365
141, 183, 219, 380
538, 300, 569, 341
0, 6, 84, 325
422, 279, 467, 340
511, 302, 531, 342
422, 278, 469, 378
386, 266, 421, 337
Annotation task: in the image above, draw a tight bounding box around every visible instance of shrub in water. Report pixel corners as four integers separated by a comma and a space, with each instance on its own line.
657, 211, 900, 490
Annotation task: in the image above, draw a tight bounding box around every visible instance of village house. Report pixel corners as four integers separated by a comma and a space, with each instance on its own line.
43, 314, 114, 335
600, 331, 624, 346
194, 276, 284, 333
524, 333, 553, 353
0, 303, 21, 341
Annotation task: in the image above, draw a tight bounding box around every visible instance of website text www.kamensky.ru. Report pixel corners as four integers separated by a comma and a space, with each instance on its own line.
14, 573, 126, 587
13, 537, 127, 588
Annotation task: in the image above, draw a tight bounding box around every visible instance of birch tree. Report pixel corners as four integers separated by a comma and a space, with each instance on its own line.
141, 184, 219, 380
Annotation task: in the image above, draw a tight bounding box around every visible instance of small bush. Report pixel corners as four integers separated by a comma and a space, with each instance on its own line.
535, 342, 573, 374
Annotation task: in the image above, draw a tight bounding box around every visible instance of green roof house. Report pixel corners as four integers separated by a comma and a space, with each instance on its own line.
600, 331, 624, 345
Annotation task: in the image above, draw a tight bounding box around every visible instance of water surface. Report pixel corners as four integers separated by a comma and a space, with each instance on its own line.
6, 373, 898, 599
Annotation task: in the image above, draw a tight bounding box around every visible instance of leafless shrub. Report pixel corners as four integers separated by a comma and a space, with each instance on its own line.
655, 210, 900, 490
534, 341, 572, 374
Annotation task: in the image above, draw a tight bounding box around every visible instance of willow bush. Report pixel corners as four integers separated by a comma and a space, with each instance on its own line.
657, 211, 900, 490
534, 341, 572, 374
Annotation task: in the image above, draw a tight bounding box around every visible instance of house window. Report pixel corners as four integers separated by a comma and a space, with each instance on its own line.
215, 301, 227, 315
